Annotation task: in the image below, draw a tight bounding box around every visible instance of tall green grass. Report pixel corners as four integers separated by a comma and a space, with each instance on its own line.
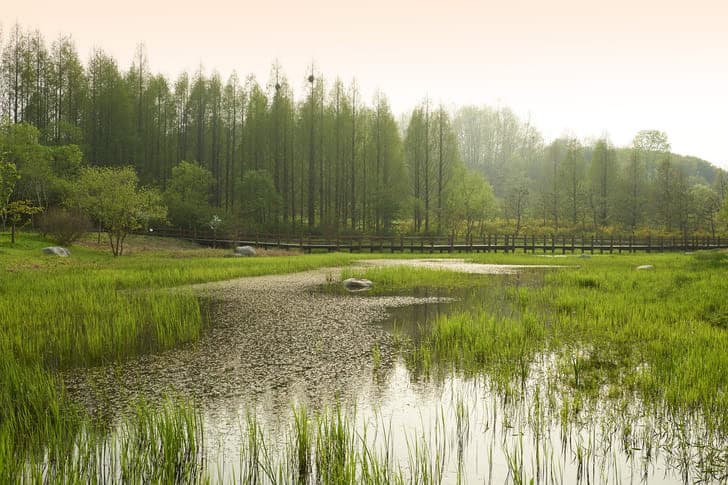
0, 234, 364, 482
0, 234, 362, 369
414, 251, 728, 433
340, 265, 486, 295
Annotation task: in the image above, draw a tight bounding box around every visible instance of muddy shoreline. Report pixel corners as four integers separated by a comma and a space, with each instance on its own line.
61, 266, 451, 419
61, 259, 555, 421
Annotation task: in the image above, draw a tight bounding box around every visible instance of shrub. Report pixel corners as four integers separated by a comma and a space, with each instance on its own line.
36, 208, 90, 245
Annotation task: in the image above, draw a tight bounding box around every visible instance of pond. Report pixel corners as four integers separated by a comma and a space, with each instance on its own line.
60, 260, 724, 484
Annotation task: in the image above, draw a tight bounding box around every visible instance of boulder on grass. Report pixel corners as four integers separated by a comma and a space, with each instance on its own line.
343, 278, 373, 292
42, 246, 70, 257
636, 264, 654, 271
234, 246, 257, 257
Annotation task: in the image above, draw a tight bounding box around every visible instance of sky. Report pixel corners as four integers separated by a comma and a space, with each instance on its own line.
4, 0, 728, 168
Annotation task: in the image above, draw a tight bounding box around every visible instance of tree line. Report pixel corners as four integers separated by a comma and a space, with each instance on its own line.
1, 23, 727, 245
454, 107, 727, 237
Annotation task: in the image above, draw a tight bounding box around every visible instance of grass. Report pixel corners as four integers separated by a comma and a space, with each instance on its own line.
410, 251, 728, 433
3, 230, 728, 482
339, 265, 486, 295
0, 232, 363, 369
0, 231, 364, 482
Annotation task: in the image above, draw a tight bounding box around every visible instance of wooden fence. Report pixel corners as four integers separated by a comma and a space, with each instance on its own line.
145, 229, 728, 254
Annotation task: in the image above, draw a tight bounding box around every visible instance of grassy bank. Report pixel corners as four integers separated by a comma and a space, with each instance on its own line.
0, 232, 364, 481
0, 233, 363, 369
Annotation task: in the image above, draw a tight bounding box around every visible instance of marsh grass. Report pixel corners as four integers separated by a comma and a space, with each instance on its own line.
0, 234, 364, 370
339, 265, 487, 295
409, 251, 728, 429
4, 232, 728, 482
0, 234, 364, 482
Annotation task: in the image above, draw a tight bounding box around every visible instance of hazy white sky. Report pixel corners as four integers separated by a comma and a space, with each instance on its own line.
4, 0, 728, 168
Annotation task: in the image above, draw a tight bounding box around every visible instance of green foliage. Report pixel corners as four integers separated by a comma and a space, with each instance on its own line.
239, 169, 281, 228
0, 122, 83, 208
340, 264, 483, 295
0, 23, 726, 238
632, 129, 670, 152
68, 166, 166, 256
409, 253, 728, 430
0, 159, 20, 229
36, 207, 90, 245
49, 144, 83, 179
0, 239, 362, 369
445, 168, 495, 239
0, 123, 52, 207
5, 200, 42, 243
164, 160, 214, 230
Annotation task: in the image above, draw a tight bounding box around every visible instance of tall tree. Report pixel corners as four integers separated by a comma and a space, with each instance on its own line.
588, 139, 616, 228
561, 138, 585, 228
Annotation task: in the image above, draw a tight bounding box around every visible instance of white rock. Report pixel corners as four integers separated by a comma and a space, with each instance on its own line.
234, 246, 257, 257
343, 278, 373, 292
42, 246, 70, 257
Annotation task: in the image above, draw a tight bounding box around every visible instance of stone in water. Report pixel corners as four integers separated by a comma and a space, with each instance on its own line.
343, 278, 373, 292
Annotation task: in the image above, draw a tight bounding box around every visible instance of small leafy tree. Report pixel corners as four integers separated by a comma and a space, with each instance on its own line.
0, 159, 20, 231
503, 175, 530, 236
6, 200, 42, 243
719, 196, 728, 231
444, 168, 495, 241
67, 166, 166, 256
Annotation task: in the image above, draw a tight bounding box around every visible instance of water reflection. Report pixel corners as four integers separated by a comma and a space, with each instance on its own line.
61, 268, 725, 484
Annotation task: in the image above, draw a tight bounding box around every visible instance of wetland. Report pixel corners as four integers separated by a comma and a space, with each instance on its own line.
1, 237, 727, 483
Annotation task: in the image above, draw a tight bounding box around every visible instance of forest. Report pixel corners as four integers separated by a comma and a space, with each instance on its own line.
1, 23, 727, 242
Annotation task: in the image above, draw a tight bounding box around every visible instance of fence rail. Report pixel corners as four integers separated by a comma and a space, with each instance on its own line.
143, 229, 728, 254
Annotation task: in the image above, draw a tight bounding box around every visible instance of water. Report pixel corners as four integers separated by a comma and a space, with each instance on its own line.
61, 265, 725, 484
